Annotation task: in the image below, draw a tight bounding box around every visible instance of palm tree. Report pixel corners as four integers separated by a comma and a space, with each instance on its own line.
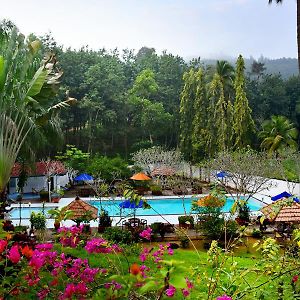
216, 60, 235, 100
268, 0, 300, 73
0, 23, 74, 214
259, 115, 298, 155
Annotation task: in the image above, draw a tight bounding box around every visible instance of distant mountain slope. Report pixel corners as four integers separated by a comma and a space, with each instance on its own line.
199, 57, 298, 79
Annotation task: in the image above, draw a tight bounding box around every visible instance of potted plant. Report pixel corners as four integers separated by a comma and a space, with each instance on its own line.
178, 215, 194, 229
39, 190, 49, 201
76, 211, 95, 233
48, 208, 73, 230
98, 209, 112, 233
51, 189, 64, 203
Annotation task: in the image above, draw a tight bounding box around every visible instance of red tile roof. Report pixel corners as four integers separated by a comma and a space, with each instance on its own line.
11, 161, 66, 177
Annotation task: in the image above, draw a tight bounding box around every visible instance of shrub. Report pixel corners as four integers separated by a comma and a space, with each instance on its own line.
150, 222, 166, 238
30, 212, 46, 230
178, 215, 194, 229
252, 228, 263, 238
237, 202, 250, 223
150, 185, 163, 195
87, 155, 131, 182
103, 227, 133, 244
99, 209, 112, 227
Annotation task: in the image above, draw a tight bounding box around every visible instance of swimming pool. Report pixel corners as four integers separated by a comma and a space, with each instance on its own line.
9, 196, 263, 219
88, 196, 263, 217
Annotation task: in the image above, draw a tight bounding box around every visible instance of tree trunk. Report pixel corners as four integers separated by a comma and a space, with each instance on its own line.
297, 0, 300, 73
0, 188, 8, 219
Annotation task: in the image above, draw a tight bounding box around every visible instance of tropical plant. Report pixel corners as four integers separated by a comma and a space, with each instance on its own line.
48, 207, 73, 226
30, 212, 46, 230
0, 23, 74, 214
259, 115, 298, 155
215, 60, 235, 99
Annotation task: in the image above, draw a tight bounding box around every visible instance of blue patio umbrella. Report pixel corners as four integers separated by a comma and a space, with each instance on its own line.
119, 199, 143, 218
119, 200, 143, 209
74, 173, 94, 181
271, 191, 292, 201
217, 171, 229, 178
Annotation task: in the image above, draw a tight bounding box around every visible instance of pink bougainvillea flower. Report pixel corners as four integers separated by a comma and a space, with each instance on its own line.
35, 243, 53, 251
186, 278, 194, 289
0, 239, 7, 254
167, 247, 174, 256
182, 288, 190, 297
8, 245, 21, 264
85, 238, 121, 254
104, 280, 122, 290
139, 247, 150, 262
139, 227, 152, 240
166, 285, 176, 297
50, 278, 59, 286
216, 295, 232, 300
37, 288, 50, 300
292, 275, 299, 283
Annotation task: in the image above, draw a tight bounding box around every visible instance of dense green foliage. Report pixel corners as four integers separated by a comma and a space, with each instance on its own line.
34, 35, 298, 161
86, 155, 131, 181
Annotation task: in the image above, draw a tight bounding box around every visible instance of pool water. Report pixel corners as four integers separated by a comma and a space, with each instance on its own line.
9, 197, 263, 219
89, 196, 263, 217
9, 207, 54, 219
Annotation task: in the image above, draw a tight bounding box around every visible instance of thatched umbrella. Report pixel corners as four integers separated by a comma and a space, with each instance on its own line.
274, 202, 300, 223
151, 166, 175, 177
63, 196, 98, 225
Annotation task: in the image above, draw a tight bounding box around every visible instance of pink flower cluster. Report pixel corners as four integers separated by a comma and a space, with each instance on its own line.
165, 278, 194, 298
104, 280, 122, 290
24, 242, 101, 299
139, 227, 152, 240
216, 295, 232, 300
59, 282, 88, 300
84, 238, 122, 254
139, 243, 173, 264
58, 225, 83, 248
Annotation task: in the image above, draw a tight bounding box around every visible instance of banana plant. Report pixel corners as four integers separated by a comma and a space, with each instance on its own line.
0, 23, 75, 210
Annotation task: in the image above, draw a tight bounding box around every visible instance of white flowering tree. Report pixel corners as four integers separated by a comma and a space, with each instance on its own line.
132, 146, 183, 174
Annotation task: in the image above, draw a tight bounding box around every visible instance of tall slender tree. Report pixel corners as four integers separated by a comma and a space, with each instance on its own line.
233, 55, 255, 148
191, 68, 208, 160
268, 0, 300, 73
180, 69, 196, 161
210, 74, 233, 152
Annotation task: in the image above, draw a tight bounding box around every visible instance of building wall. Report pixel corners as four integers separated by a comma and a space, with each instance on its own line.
9, 174, 69, 194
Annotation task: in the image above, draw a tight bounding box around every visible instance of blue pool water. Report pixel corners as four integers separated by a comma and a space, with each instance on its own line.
9, 197, 263, 219
88, 196, 263, 217
9, 207, 54, 219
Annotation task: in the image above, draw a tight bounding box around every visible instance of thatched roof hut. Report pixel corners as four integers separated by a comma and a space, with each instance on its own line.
151, 166, 175, 177
261, 198, 300, 223
63, 196, 98, 222
274, 202, 300, 223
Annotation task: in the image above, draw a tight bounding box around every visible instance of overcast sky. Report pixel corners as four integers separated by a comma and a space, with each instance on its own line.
0, 0, 296, 59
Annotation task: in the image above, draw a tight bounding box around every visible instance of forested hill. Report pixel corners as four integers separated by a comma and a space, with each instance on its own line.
201, 57, 298, 79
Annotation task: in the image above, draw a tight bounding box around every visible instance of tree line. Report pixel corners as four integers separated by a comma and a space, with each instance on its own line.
44, 39, 299, 161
